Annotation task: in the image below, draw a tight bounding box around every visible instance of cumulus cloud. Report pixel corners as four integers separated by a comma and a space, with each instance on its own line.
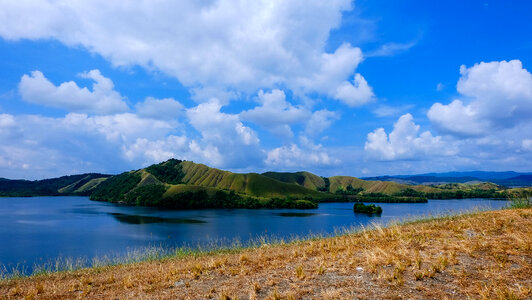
187, 100, 259, 146
305, 109, 339, 136
334, 73, 374, 106
0, 112, 176, 178
293, 43, 373, 106
266, 137, 339, 168
365, 113, 453, 160
135, 97, 183, 120
428, 100, 487, 136
0, 110, 252, 178
186, 99, 264, 168
240, 89, 310, 138
18, 70, 128, 114
0, 1, 374, 105
124, 136, 188, 164
428, 60, 532, 136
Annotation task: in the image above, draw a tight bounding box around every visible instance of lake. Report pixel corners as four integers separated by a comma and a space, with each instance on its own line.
0, 196, 508, 273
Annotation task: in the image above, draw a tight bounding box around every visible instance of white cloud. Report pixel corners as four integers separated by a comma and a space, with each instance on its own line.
240, 89, 310, 138
0, 114, 15, 127
266, 137, 339, 168
305, 109, 339, 136
293, 43, 373, 106
0, 110, 254, 178
372, 104, 414, 118
334, 73, 374, 106
124, 136, 187, 164
366, 40, 417, 57
135, 97, 183, 120
523, 139, 532, 151
18, 70, 128, 114
187, 100, 259, 146
0, 1, 373, 106
428, 100, 487, 136
457, 60, 532, 102
428, 60, 532, 136
365, 113, 453, 160
0, 112, 178, 178
186, 99, 264, 168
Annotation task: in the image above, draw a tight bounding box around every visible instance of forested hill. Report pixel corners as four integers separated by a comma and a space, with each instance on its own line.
0, 173, 111, 197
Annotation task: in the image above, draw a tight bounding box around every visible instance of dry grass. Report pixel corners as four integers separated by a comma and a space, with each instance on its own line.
1, 208, 531, 299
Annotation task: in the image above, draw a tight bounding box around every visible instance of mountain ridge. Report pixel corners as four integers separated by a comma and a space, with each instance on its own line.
2, 159, 527, 209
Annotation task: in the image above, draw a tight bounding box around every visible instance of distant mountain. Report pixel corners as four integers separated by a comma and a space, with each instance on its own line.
0, 173, 111, 197
362, 171, 532, 187
412, 171, 528, 180
494, 175, 532, 187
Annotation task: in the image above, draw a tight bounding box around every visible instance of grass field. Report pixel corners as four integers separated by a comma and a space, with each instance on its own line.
1, 208, 530, 299
179, 161, 324, 198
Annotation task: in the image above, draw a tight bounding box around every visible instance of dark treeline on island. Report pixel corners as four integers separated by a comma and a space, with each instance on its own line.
1, 158, 527, 210
0, 174, 111, 197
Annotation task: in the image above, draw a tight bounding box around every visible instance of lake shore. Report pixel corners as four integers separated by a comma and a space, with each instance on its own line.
1, 208, 531, 299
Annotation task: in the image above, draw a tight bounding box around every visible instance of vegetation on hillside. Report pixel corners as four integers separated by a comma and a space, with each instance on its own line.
123, 185, 317, 209
90, 172, 142, 202
0, 174, 110, 197
353, 202, 383, 214
507, 190, 532, 208
145, 159, 184, 184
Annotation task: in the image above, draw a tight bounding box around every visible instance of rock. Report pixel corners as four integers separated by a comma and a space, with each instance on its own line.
356, 266, 364, 272
173, 280, 185, 287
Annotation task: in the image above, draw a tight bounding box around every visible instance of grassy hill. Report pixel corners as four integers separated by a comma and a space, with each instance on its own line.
180, 161, 324, 198
262, 171, 510, 201
0, 174, 110, 197
89, 159, 325, 209
262, 171, 439, 194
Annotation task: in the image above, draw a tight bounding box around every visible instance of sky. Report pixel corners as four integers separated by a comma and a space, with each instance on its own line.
1, 0, 532, 180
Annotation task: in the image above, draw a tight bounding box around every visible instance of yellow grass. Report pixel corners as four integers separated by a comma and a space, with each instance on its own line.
1, 208, 531, 299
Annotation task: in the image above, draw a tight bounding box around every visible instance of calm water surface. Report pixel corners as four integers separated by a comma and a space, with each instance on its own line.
0, 197, 507, 271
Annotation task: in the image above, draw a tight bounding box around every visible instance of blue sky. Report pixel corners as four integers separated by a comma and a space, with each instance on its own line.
1, 0, 532, 179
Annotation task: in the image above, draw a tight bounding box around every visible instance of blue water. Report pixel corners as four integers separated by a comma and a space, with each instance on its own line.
0, 197, 508, 272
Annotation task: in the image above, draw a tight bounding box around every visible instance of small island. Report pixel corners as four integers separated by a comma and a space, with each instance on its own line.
353, 202, 383, 214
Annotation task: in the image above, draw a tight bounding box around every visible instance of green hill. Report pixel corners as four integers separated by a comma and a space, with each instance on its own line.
262, 171, 509, 201
261, 171, 326, 191
0, 173, 110, 197
261, 171, 437, 194
89, 159, 324, 209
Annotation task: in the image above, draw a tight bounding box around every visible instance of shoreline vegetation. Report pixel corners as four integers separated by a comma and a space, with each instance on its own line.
1, 206, 530, 298
1, 159, 529, 210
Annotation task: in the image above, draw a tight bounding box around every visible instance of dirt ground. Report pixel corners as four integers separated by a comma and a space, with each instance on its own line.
1, 208, 531, 299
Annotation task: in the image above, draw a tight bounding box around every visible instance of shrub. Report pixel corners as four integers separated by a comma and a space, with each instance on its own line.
508, 191, 532, 209
145, 159, 184, 184
90, 172, 141, 202
353, 202, 383, 214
